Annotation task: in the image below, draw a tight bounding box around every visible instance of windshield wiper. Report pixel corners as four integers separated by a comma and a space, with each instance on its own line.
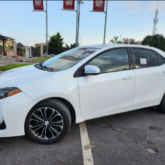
42, 65, 53, 72
35, 63, 53, 72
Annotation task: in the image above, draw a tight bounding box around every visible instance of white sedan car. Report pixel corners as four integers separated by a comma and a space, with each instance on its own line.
0, 44, 165, 144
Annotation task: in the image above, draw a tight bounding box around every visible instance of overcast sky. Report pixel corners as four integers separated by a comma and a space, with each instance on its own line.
0, 1, 165, 46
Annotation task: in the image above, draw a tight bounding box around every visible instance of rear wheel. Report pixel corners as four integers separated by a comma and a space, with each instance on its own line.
158, 95, 165, 113
25, 99, 71, 144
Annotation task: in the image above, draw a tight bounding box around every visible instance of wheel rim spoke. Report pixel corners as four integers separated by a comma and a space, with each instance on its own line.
38, 109, 45, 120
50, 126, 60, 135
33, 114, 45, 122
40, 127, 45, 137
31, 123, 44, 129
44, 108, 48, 120
50, 114, 60, 122
30, 119, 43, 123
48, 109, 54, 121
33, 125, 44, 132
45, 125, 48, 139
48, 127, 55, 138
51, 120, 63, 124
50, 123, 63, 129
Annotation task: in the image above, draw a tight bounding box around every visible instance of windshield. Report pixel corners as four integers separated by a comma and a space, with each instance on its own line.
42, 47, 100, 71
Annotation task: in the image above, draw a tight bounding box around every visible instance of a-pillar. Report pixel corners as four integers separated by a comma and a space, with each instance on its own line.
40, 43, 43, 57
13, 41, 17, 57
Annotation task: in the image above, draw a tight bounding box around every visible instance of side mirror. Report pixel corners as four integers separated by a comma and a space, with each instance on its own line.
84, 65, 100, 75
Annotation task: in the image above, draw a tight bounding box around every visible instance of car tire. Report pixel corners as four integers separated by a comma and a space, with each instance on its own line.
158, 95, 165, 113
25, 99, 71, 144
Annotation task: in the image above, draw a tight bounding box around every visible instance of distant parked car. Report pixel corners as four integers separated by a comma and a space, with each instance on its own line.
1, 44, 165, 144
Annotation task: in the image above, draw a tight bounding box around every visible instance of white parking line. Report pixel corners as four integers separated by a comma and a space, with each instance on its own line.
79, 122, 94, 165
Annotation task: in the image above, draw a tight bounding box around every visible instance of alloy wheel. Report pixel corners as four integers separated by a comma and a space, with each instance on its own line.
29, 107, 64, 140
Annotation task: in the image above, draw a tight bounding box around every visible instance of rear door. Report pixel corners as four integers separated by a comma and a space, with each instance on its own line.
131, 48, 165, 109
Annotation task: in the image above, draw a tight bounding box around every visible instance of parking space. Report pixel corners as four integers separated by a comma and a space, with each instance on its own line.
86, 108, 165, 165
1, 108, 165, 165
0, 124, 83, 165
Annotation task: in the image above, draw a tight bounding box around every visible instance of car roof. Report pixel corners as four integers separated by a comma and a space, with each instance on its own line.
83, 44, 165, 57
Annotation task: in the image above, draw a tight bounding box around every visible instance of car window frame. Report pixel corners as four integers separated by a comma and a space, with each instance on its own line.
130, 47, 164, 69
74, 47, 133, 78
157, 53, 165, 66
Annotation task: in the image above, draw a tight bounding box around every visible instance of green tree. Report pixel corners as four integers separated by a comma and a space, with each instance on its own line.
48, 32, 64, 54
64, 43, 76, 51
142, 34, 165, 51
142, 35, 153, 45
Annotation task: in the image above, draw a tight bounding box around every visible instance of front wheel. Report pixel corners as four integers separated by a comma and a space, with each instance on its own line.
25, 99, 71, 144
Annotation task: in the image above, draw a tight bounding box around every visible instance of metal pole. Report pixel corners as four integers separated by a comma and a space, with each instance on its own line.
76, 0, 80, 47
103, 0, 108, 44
46, 0, 48, 59
2, 38, 5, 56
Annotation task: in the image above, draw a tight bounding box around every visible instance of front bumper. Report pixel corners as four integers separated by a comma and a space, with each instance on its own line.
0, 92, 36, 137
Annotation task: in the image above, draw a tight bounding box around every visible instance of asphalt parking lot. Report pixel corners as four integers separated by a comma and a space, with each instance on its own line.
1, 107, 165, 165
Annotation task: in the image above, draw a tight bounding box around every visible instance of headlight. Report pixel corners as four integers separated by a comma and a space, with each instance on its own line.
0, 87, 21, 100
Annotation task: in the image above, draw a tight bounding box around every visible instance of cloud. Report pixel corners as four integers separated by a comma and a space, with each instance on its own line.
147, 1, 165, 12
125, 1, 142, 13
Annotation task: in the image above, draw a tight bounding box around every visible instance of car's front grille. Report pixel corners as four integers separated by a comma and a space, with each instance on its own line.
0, 121, 6, 130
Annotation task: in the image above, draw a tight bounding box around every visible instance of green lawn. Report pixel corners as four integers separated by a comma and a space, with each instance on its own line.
33, 57, 50, 61
0, 63, 35, 71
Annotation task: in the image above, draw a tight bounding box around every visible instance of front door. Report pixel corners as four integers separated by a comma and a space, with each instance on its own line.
78, 48, 135, 119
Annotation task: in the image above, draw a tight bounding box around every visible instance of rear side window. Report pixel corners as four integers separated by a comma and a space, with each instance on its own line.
132, 48, 158, 69
158, 55, 165, 65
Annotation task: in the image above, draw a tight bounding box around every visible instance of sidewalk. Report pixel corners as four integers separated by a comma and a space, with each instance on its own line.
0, 57, 37, 66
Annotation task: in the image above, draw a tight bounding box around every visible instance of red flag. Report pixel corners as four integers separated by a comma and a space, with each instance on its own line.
33, 0, 44, 10
93, 0, 105, 12
63, 0, 75, 10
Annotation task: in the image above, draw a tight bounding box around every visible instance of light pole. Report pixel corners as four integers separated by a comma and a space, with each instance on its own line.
32, 0, 48, 59
90, 0, 108, 44
62, 0, 83, 47
103, 0, 108, 44
45, 0, 48, 59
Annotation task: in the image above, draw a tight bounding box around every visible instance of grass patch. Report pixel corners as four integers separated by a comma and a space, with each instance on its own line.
33, 57, 50, 61
0, 63, 35, 71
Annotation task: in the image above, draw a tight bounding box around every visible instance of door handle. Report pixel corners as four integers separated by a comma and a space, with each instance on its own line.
123, 75, 134, 80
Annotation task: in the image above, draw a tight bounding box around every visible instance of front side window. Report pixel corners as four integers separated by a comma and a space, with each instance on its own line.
42, 47, 101, 71
88, 48, 129, 73
132, 48, 158, 69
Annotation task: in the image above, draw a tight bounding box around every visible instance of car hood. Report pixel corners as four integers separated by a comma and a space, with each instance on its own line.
0, 65, 54, 88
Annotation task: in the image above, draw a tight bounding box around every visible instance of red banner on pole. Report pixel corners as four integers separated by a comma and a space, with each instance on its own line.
63, 0, 75, 10
93, 0, 105, 12
33, 0, 44, 10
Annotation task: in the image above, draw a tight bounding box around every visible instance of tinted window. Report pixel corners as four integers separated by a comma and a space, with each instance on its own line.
132, 49, 158, 69
158, 55, 165, 65
88, 49, 129, 73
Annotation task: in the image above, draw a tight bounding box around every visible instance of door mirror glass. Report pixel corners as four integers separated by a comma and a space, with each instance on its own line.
84, 65, 100, 75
